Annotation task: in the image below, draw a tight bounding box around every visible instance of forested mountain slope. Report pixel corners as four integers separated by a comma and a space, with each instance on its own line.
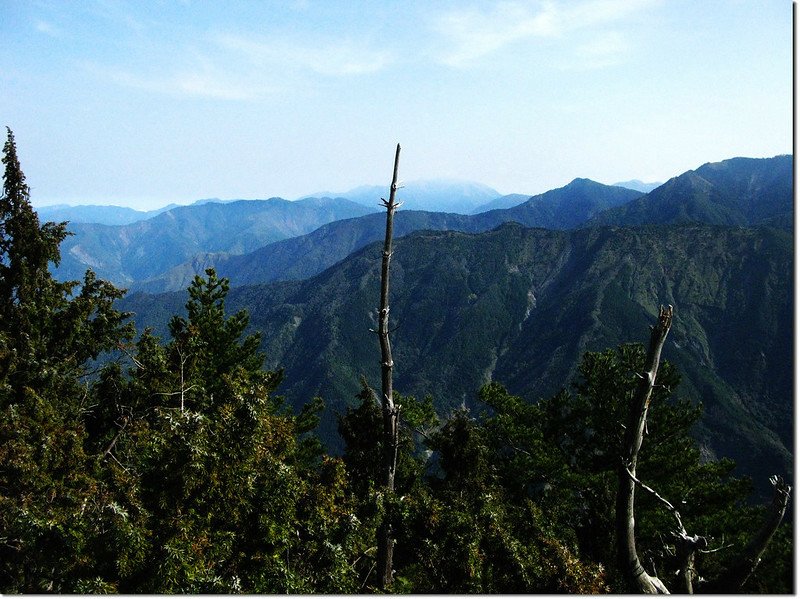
134, 179, 640, 293
121, 222, 793, 488
53, 197, 377, 285
589, 155, 792, 227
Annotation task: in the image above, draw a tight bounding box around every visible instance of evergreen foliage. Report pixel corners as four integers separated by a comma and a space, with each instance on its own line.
0, 128, 133, 592
0, 130, 791, 593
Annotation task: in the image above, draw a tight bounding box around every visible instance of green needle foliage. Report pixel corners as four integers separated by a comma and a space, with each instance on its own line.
0, 128, 133, 592
88, 270, 371, 593
0, 129, 791, 593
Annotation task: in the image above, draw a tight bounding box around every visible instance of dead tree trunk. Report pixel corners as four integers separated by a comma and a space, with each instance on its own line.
622, 463, 708, 593
615, 305, 673, 594
612, 305, 791, 593
701, 474, 792, 593
376, 143, 402, 590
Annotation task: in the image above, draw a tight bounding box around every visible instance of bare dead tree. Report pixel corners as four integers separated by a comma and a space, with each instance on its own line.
376, 143, 402, 590
615, 305, 791, 594
622, 460, 708, 593
700, 474, 792, 593
615, 304, 674, 594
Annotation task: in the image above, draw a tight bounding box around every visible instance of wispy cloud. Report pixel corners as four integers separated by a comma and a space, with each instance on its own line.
167, 71, 262, 101
34, 20, 61, 37
432, 2, 559, 67
92, 63, 269, 101
566, 30, 629, 69
215, 33, 393, 77
91, 26, 391, 102
431, 0, 657, 68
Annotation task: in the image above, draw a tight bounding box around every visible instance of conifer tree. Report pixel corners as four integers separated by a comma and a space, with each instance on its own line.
90, 269, 368, 592
0, 128, 132, 592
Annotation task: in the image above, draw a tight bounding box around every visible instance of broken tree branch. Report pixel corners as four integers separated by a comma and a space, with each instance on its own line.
623, 463, 686, 536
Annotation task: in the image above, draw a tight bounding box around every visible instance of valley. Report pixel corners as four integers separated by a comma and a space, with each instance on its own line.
109, 154, 793, 494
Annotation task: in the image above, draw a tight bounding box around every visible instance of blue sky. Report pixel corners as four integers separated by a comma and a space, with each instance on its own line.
1, 0, 792, 210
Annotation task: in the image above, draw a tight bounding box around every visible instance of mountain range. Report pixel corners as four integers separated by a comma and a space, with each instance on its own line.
130, 156, 790, 294
55, 156, 790, 293
114, 154, 793, 494
132, 178, 641, 293
53, 196, 377, 286
304, 178, 503, 214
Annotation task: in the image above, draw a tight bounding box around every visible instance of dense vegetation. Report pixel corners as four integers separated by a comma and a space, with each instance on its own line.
122, 219, 793, 495
0, 130, 791, 593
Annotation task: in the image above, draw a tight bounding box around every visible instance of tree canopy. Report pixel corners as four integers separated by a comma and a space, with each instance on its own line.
0, 129, 791, 593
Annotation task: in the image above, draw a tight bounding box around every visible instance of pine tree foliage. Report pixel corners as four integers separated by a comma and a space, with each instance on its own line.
87, 269, 371, 592
0, 128, 133, 592
0, 130, 791, 593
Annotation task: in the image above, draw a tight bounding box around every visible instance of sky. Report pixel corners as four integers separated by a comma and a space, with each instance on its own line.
1, 0, 793, 210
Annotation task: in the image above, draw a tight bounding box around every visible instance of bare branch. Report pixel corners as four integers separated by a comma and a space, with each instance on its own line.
100, 416, 130, 463
623, 463, 685, 535
117, 341, 145, 370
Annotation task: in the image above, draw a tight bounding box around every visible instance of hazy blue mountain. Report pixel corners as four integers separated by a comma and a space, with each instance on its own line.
119, 222, 792, 493
593, 156, 792, 227
54, 196, 377, 287
306, 179, 502, 214
189, 198, 238, 206
133, 180, 641, 293
36, 203, 179, 225
612, 179, 662, 193
130, 156, 790, 294
471, 193, 531, 214
132, 211, 479, 293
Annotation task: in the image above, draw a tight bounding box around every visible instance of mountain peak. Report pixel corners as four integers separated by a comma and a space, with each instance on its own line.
307, 179, 502, 214
566, 177, 602, 188
591, 154, 792, 228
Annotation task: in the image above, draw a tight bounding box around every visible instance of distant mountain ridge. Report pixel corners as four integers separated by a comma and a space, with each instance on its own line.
484, 177, 643, 229
132, 179, 641, 293
305, 179, 502, 214
612, 179, 662, 193
36, 203, 179, 226
53, 155, 792, 294
131, 155, 791, 294
54, 196, 377, 286
471, 193, 531, 214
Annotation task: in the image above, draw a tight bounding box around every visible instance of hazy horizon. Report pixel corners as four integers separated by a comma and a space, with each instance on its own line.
31, 173, 670, 210
3, 1, 791, 211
